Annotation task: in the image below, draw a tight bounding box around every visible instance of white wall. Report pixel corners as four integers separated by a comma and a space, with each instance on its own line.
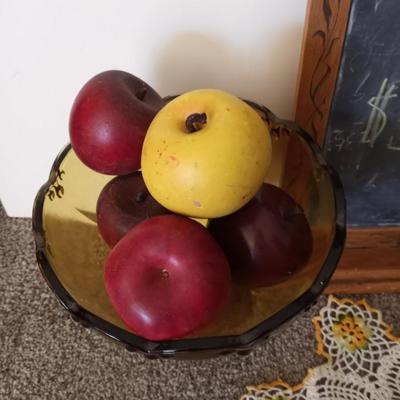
0, 0, 307, 217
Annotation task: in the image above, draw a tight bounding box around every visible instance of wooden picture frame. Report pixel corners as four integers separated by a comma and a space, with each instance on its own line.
295, 0, 400, 293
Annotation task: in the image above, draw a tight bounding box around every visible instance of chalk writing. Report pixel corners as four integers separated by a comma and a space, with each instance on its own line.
323, 0, 400, 226
360, 78, 397, 148
387, 135, 400, 151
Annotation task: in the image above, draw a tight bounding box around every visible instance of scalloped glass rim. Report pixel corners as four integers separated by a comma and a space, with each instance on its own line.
32, 101, 346, 357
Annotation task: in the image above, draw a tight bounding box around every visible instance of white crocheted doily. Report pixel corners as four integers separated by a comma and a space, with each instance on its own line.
241, 295, 400, 400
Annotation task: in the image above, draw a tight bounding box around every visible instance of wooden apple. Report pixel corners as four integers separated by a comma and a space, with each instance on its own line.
141, 89, 272, 218
209, 183, 313, 287
104, 215, 232, 340
96, 172, 169, 247
70, 70, 164, 175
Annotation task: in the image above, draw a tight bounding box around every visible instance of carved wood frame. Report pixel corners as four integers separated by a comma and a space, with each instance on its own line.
295, 0, 400, 293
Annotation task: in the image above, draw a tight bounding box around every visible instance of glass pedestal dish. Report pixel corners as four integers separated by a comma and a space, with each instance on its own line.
32, 100, 346, 359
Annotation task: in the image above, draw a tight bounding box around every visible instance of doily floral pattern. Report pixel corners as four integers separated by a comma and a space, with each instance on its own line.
241, 296, 400, 400
242, 380, 307, 400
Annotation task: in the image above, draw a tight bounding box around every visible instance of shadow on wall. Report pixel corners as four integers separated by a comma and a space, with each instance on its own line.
154, 27, 304, 119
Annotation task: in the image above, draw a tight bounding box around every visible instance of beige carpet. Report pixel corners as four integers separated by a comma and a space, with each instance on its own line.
1, 202, 399, 399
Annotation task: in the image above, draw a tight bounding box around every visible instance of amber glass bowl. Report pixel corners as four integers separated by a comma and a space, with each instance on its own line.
32, 100, 346, 359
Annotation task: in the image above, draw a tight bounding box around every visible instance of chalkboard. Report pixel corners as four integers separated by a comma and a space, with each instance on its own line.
324, 0, 400, 227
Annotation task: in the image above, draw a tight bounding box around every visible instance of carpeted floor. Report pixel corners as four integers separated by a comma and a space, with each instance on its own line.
1, 202, 399, 400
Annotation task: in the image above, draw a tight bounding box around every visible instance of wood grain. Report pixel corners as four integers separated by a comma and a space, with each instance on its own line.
285, 0, 352, 223
295, 0, 352, 145
326, 280, 400, 294
327, 228, 400, 294
334, 247, 400, 273
346, 227, 400, 248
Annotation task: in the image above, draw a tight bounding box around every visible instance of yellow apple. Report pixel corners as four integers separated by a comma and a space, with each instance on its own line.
141, 89, 272, 218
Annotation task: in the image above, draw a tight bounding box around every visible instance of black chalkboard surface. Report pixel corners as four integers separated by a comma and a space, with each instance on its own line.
324, 0, 400, 227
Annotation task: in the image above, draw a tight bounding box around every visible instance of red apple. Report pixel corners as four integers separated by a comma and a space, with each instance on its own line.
104, 215, 232, 340
209, 183, 312, 287
96, 171, 169, 247
69, 70, 164, 175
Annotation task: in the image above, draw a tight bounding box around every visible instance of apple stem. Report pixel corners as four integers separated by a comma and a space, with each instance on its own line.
185, 113, 207, 133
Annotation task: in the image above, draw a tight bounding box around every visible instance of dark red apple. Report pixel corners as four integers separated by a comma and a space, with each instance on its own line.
96, 171, 169, 247
209, 183, 312, 287
69, 70, 164, 175
104, 215, 232, 341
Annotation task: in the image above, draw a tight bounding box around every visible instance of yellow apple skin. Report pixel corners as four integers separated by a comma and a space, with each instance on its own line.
190, 217, 209, 227
141, 89, 272, 218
